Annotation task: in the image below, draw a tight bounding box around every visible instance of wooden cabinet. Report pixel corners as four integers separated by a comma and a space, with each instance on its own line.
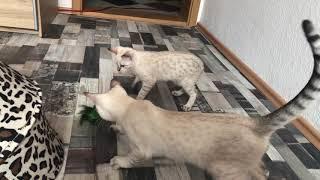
0, 0, 36, 30
0, 0, 58, 36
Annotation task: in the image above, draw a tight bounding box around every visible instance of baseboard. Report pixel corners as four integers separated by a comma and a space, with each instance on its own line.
197, 22, 320, 150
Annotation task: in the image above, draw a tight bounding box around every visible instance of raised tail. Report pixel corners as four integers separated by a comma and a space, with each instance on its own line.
257, 20, 320, 134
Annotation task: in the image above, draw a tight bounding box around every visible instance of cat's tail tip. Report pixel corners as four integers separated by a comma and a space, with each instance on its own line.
302, 20, 314, 34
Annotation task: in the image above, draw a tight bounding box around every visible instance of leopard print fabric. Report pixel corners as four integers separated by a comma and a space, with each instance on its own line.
0, 61, 64, 179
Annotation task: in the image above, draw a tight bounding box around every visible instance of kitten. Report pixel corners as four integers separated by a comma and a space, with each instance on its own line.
84, 20, 319, 180
109, 46, 204, 111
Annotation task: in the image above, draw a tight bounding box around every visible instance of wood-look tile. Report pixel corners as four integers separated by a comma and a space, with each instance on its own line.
99, 47, 113, 93
44, 44, 66, 61
202, 92, 233, 111
64, 173, 96, 180
117, 20, 130, 38
47, 113, 74, 144
155, 165, 191, 180
302, 143, 320, 164
276, 128, 299, 144
141, 33, 156, 46
169, 36, 188, 52
65, 148, 96, 174
199, 54, 227, 73
43, 24, 65, 39
161, 25, 178, 36
196, 73, 219, 92
63, 23, 81, 34
270, 134, 315, 180
136, 22, 150, 33
52, 14, 70, 25
111, 20, 119, 38
163, 39, 174, 51
96, 163, 121, 180
263, 155, 300, 180
77, 29, 95, 47
309, 169, 320, 180
0, 31, 13, 44
82, 47, 100, 78
288, 144, 320, 169
122, 167, 157, 180
266, 144, 285, 161
228, 78, 270, 115
149, 25, 165, 45
127, 21, 138, 32
130, 32, 142, 45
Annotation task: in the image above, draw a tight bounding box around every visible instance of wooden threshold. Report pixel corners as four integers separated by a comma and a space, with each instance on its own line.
197, 23, 320, 150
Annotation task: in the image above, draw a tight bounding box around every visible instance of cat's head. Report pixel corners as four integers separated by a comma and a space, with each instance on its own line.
83, 80, 131, 122
109, 46, 136, 72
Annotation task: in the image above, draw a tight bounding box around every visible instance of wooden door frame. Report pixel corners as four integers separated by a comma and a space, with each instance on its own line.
71, 0, 201, 27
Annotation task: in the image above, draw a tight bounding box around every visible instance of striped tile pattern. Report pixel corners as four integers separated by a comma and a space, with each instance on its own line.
0, 14, 319, 180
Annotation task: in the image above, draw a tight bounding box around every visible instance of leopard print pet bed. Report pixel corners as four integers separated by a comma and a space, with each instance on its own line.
0, 61, 64, 179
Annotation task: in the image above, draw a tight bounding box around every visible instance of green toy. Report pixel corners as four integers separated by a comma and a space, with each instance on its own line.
79, 105, 102, 125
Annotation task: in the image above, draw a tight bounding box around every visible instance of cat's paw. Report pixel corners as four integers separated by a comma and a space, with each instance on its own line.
110, 124, 124, 134
172, 90, 184, 96
182, 105, 192, 112
110, 156, 132, 169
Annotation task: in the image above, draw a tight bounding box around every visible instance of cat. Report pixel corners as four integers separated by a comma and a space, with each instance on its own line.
109, 46, 204, 112
84, 20, 319, 180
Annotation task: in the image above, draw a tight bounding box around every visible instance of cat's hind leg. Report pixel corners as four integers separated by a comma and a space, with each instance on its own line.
172, 88, 184, 96
136, 81, 155, 100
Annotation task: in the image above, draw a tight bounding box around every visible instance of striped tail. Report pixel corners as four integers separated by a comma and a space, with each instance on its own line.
258, 20, 320, 134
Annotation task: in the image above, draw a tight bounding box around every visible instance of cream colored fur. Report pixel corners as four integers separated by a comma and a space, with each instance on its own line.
85, 81, 268, 180
110, 46, 204, 111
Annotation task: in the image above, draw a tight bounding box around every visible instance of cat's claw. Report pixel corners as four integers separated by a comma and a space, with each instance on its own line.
110, 156, 132, 169
182, 105, 192, 112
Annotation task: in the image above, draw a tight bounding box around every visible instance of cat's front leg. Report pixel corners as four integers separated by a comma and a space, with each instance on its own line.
110, 150, 147, 169
136, 81, 155, 100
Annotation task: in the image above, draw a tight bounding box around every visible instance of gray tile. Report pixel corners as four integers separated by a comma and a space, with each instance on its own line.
136, 22, 150, 33
77, 29, 95, 46
52, 14, 70, 25
117, 20, 130, 38
127, 20, 138, 32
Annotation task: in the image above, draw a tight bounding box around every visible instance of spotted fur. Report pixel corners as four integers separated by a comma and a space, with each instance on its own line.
111, 46, 204, 111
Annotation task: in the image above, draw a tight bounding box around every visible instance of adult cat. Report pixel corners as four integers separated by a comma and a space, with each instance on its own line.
84, 20, 319, 180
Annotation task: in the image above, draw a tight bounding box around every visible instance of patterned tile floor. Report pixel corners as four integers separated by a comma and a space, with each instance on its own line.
1, 14, 320, 180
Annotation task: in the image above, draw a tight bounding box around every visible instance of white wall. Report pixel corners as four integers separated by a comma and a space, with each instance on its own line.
58, 0, 72, 8
199, 0, 320, 130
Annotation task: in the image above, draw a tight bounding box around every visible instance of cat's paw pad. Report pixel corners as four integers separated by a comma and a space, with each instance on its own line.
110, 156, 132, 169
172, 90, 183, 96
182, 105, 192, 112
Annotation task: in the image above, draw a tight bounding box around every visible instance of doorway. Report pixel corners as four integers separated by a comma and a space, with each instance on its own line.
71, 0, 201, 27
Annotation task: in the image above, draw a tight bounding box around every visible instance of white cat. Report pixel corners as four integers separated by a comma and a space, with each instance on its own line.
109, 46, 204, 111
